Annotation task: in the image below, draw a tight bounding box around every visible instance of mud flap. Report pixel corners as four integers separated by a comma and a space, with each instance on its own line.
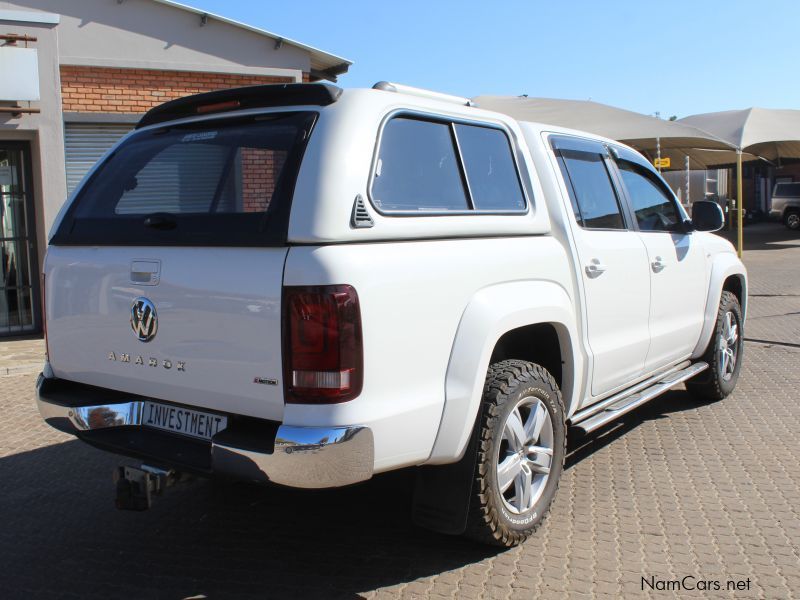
412, 412, 481, 535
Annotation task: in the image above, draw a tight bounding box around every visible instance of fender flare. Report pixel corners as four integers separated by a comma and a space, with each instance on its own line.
692, 253, 748, 358
426, 280, 580, 464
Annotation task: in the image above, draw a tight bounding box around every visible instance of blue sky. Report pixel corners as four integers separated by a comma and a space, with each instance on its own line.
186, 0, 800, 118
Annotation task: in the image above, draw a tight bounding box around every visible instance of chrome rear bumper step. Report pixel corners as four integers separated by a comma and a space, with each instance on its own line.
570, 361, 709, 434
35, 374, 375, 489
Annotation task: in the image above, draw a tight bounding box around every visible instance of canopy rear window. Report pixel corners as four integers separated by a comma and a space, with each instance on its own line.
51, 112, 317, 246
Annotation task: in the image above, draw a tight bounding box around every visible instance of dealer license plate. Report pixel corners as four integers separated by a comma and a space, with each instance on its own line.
142, 401, 227, 441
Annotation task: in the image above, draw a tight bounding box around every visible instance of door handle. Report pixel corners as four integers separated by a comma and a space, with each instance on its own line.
651, 256, 666, 272
585, 259, 607, 278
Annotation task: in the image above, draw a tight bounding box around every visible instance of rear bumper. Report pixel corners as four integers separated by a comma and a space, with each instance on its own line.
35, 374, 373, 489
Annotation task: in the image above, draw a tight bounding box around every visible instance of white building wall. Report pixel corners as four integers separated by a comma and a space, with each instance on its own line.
0, 0, 309, 79
0, 10, 66, 255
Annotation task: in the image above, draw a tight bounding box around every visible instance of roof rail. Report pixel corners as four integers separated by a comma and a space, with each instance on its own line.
372, 81, 474, 107
137, 83, 342, 129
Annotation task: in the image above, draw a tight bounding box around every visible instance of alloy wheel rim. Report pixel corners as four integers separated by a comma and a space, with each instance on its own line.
718, 310, 739, 381
496, 396, 554, 515
788, 214, 800, 229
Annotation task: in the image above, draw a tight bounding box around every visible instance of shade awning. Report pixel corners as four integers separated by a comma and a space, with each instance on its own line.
628, 146, 763, 170
679, 108, 800, 163
473, 95, 737, 168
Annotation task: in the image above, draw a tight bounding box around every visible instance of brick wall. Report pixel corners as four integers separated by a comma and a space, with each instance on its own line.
240, 149, 287, 212
60, 65, 300, 113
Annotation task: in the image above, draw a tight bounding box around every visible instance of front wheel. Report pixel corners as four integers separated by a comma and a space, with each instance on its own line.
464, 360, 566, 547
686, 291, 743, 400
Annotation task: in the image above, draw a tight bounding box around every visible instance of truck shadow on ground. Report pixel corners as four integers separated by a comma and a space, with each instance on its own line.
566, 387, 715, 469
1, 387, 705, 599
0, 439, 492, 599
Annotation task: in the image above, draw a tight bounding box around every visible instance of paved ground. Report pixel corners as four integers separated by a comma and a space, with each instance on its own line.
0, 223, 798, 599
0, 335, 45, 376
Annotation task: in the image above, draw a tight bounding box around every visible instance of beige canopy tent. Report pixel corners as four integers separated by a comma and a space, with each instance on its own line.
472, 96, 739, 170
679, 107, 800, 256
680, 108, 800, 162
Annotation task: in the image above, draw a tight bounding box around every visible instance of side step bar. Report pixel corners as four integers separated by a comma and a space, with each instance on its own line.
570, 361, 709, 434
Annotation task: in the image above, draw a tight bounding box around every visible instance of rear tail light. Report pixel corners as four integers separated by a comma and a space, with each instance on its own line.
283, 285, 363, 404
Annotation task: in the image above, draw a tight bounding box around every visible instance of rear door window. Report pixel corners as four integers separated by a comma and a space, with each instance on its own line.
557, 148, 626, 230
52, 112, 316, 246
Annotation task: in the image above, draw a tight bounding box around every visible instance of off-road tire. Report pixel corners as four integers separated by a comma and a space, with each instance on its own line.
686, 291, 743, 401
463, 360, 566, 547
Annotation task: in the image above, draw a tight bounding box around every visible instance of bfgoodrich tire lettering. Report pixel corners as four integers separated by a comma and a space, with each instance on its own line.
464, 360, 566, 547
686, 290, 743, 401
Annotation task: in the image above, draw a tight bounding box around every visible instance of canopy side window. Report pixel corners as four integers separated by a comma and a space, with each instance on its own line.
370, 115, 528, 214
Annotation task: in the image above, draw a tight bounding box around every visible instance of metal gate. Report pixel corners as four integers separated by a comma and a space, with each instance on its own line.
0, 141, 40, 336
65, 123, 133, 194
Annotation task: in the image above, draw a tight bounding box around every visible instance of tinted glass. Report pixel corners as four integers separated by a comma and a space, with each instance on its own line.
559, 150, 625, 229
774, 182, 800, 197
76, 123, 294, 217
371, 118, 469, 212
455, 124, 526, 211
618, 161, 681, 232
52, 112, 315, 247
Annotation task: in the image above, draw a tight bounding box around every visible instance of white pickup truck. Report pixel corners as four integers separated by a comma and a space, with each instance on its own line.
36, 82, 746, 547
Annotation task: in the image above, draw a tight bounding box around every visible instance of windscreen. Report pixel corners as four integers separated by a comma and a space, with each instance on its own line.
51, 111, 317, 246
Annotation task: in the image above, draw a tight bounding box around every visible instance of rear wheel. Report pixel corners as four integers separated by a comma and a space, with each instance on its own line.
686, 291, 743, 400
784, 209, 800, 231
464, 360, 565, 547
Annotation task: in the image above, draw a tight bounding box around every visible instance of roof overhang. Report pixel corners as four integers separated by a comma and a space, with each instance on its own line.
150, 0, 352, 81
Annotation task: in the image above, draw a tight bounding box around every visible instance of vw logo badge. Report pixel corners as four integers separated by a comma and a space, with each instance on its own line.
130, 297, 158, 342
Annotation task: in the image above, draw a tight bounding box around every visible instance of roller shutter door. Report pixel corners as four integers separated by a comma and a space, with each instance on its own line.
65, 123, 133, 194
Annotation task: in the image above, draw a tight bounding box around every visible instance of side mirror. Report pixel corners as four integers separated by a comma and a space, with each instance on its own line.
691, 200, 724, 232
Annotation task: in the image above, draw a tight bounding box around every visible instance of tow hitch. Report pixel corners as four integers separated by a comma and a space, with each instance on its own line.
114, 465, 191, 510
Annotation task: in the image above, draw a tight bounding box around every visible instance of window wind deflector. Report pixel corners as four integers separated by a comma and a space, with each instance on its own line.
137, 83, 342, 129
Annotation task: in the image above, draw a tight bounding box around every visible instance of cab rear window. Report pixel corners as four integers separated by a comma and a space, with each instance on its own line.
51, 112, 317, 247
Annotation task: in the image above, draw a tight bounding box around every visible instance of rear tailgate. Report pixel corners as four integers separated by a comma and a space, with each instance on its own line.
44, 111, 319, 421
46, 246, 287, 421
